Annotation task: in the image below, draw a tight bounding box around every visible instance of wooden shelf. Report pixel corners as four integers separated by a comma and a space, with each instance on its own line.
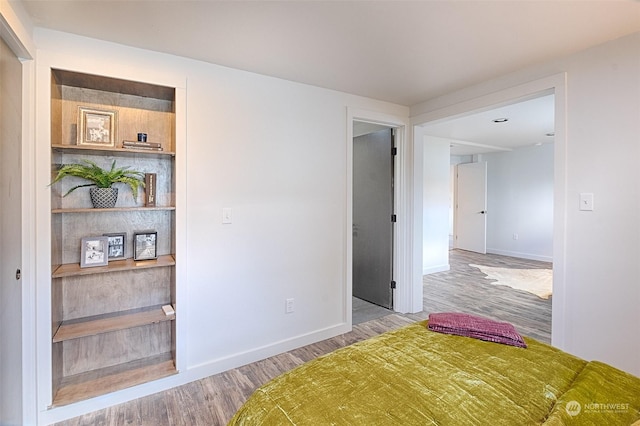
52, 143, 175, 158
52, 353, 177, 407
52, 254, 175, 278
52, 206, 175, 214
53, 305, 175, 343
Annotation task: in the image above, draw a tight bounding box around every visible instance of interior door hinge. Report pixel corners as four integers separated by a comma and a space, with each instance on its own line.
391, 147, 397, 156
391, 214, 397, 223
390, 280, 396, 289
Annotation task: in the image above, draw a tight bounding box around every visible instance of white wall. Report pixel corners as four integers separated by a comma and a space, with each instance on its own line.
422, 136, 450, 274
412, 32, 640, 377
484, 143, 554, 261
31, 28, 409, 423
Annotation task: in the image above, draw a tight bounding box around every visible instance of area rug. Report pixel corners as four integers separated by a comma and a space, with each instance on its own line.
469, 264, 553, 299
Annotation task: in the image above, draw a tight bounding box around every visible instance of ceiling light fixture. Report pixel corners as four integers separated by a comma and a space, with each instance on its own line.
492, 118, 509, 123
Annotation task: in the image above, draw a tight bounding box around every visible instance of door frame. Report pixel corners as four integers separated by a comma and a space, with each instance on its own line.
412, 73, 567, 349
347, 108, 413, 324
0, 10, 37, 425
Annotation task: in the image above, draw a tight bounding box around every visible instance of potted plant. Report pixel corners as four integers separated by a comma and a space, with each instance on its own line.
51, 159, 145, 208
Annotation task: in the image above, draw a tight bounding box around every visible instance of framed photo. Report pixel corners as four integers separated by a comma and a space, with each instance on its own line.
104, 232, 126, 260
134, 231, 158, 261
78, 107, 117, 147
80, 236, 109, 268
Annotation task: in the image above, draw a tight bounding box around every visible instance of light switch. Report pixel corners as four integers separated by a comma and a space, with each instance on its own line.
579, 193, 594, 211
222, 208, 233, 224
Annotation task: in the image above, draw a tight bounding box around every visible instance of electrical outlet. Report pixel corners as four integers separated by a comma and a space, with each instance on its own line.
513, 233, 518, 240
285, 298, 294, 314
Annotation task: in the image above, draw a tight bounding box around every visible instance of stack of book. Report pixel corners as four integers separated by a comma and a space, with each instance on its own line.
122, 140, 163, 151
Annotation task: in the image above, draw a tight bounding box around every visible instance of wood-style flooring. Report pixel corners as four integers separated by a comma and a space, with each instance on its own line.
54, 249, 552, 426
419, 249, 552, 343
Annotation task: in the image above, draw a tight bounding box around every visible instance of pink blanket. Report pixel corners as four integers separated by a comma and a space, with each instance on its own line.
428, 312, 527, 348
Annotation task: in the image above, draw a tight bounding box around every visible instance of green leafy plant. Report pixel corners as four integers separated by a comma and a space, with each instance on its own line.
51, 159, 145, 199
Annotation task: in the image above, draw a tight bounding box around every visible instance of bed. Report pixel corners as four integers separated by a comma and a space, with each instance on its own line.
229, 317, 640, 425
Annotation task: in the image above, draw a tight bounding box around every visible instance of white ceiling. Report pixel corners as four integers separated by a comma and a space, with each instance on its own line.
15, 0, 640, 154
355, 94, 555, 155
17, 0, 640, 106
422, 94, 555, 156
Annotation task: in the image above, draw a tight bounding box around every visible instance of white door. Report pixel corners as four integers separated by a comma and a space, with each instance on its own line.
455, 162, 487, 254
0, 36, 24, 424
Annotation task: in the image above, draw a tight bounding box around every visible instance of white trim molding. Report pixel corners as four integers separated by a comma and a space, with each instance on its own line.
346, 108, 417, 315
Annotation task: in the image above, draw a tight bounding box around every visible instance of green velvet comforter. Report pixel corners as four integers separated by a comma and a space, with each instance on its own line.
230, 321, 640, 425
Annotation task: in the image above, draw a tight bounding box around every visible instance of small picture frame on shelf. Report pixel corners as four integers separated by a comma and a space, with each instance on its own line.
80, 236, 109, 268
104, 232, 126, 260
77, 106, 117, 147
134, 231, 158, 261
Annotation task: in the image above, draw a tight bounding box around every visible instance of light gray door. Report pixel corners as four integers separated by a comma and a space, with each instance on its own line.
0, 36, 24, 425
353, 128, 394, 309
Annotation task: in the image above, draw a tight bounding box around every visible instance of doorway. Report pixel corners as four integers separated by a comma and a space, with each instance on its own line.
352, 127, 395, 311
348, 110, 412, 323
420, 90, 556, 336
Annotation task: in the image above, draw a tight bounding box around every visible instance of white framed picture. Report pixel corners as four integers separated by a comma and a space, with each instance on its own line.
77, 106, 117, 147
80, 236, 109, 268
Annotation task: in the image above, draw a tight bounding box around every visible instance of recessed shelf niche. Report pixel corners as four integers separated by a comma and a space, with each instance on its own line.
50, 69, 178, 406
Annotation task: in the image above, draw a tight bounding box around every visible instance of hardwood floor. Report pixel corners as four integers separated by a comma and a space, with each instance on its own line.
54, 249, 551, 426
418, 249, 552, 343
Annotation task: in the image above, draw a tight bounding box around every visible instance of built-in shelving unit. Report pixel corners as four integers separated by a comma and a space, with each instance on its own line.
49, 69, 178, 406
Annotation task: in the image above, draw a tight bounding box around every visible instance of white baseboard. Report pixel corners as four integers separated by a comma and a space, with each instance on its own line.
182, 322, 351, 382
423, 264, 450, 275
486, 248, 552, 263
